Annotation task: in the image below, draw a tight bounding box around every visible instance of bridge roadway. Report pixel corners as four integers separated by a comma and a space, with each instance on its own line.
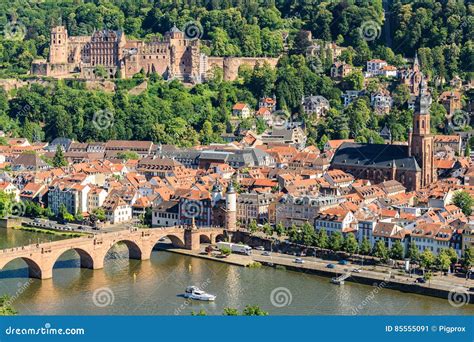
0, 226, 225, 279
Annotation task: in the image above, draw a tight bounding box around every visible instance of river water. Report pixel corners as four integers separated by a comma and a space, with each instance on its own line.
0, 229, 472, 315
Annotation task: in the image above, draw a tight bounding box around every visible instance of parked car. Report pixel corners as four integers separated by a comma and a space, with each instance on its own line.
352, 268, 361, 273
262, 251, 271, 256
326, 264, 336, 269
254, 246, 265, 251
338, 260, 348, 265
294, 258, 304, 264
416, 277, 426, 283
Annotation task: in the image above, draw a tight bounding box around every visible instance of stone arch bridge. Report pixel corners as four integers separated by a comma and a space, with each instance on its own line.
0, 227, 225, 280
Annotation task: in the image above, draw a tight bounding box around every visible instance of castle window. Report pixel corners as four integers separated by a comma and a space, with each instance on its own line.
422, 120, 425, 129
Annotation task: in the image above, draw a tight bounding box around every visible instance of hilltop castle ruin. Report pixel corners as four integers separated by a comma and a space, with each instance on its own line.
31, 26, 278, 83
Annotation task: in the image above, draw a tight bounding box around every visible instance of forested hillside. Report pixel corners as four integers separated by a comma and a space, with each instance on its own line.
0, 0, 472, 146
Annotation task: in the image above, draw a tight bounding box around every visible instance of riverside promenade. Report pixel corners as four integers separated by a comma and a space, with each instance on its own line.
165, 245, 474, 304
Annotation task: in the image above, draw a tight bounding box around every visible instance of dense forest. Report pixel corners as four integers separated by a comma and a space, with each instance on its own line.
0, 0, 472, 146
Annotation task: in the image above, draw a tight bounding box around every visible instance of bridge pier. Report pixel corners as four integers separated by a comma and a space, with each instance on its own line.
184, 229, 200, 251
93, 258, 104, 270
40, 267, 53, 280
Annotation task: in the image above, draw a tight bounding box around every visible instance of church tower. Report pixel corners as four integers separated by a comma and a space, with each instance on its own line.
410, 77, 436, 188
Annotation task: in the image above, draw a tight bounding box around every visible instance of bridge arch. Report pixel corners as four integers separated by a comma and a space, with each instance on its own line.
105, 240, 143, 261
53, 248, 94, 270
1, 257, 43, 279
163, 234, 185, 248
215, 234, 226, 243
199, 234, 211, 244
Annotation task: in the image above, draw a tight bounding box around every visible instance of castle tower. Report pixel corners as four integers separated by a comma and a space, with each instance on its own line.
225, 182, 237, 231
49, 26, 68, 64
410, 76, 436, 189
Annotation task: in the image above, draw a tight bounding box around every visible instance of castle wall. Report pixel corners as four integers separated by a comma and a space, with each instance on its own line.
207, 57, 279, 81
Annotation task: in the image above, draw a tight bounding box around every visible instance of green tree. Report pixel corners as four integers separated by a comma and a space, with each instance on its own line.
58, 204, 74, 223
248, 220, 258, 233
343, 234, 358, 255
262, 223, 273, 236
436, 250, 451, 273
52, 147, 68, 168
317, 229, 329, 249
116, 151, 139, 161
94, 66, 107, 78
346, 99, 370, 138
423, 271, 433, 283
92, 208, 106, 222
0, 295, 17, 316
359, 238, 371, 255
420, 249, 435, 271
223, 307, 239, 316
462, 247, 473, 271
220, 246, 231, 257
329, 231, 343, 252
301, 221, 316, 246
241, 305, 268, 316
406, 241, 420, 262
452, 191, 474, 216
191, 309, 207, 316
274, 222, 285, 237
372, 240, 389, 262
445, 248, 458, 264
392, 84, 410, 106
390, 240, 404, 260
342, 70, 364, 91
0, 191, 13, 218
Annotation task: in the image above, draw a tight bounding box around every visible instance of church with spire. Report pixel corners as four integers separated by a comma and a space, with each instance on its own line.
408, 77, 436, 188
331, 66, 436, 191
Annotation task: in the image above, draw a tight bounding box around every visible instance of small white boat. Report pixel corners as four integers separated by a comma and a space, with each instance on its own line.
183, 286, 216, 301
331, 277, 344, 285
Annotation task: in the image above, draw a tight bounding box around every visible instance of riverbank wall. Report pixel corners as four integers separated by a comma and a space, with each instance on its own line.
163, 243, 474, 305
254, 257, 474, 304
0, 218, 22, 229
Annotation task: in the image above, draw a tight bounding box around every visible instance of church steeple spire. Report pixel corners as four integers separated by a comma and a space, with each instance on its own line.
410, 73, 436, 189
